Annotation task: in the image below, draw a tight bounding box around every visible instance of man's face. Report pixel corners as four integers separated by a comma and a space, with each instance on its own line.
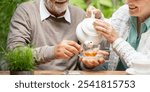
46, 0, 69, 15
126, 0, 150, 17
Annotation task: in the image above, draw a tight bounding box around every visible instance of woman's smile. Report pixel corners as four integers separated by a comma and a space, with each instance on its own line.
129, 6, 137, 10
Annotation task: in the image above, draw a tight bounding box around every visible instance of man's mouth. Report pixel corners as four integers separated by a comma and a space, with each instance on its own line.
55, 0, 68, 4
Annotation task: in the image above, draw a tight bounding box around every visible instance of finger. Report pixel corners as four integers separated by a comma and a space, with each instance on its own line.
85, 62, 95, 68
67, 41, 81, 51
93, 9, 102, 19
93, 20, 109, 29
97, 50, 109, 56
86, 10, 92, 18
86, 58, 99, 66
82, 59, 94, 68
63, 40, 80, 54
87, 6, 96, 11
91, 60, 99, 67
98, 20, 110, 26
65, 45, 80, 55
95, 26, 107, 33
97, 31, 111, 41
98, 58, 105, 64
64, 49, 74, 57
63, 51, 71, 59
86, 6, 98, 18
93, 9, 100, 14
99, 31, 110, 38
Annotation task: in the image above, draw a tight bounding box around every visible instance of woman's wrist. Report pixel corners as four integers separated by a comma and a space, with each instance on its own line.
109, 37, 118, 43
112, 38, 124, 48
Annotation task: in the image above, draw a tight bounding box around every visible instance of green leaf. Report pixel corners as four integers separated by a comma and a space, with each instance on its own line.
5, 46, 34, 71
99, 0, 113, 7
70, 0, 87, 10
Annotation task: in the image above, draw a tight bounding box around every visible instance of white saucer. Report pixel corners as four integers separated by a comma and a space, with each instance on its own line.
126, 68, 137, 75
126, 68, 150, 75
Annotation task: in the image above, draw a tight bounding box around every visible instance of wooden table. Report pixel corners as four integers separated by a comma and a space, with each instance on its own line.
0, 70, 127, 75
0, 71, 10, 75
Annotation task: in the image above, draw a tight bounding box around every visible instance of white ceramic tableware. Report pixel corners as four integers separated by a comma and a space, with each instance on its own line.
76, 18, 103, 45
131, 58, 150, 74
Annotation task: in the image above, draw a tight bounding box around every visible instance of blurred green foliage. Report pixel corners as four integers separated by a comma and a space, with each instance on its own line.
0, 0, 28, 52
0, 0, 124, 52
70, 0, 125, 17
70, 0, 87, 10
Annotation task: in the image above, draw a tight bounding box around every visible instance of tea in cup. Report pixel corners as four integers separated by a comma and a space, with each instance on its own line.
79, 42, 102, 59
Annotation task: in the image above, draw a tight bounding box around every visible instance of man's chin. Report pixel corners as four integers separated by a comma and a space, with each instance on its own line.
53, 9, 66, 16
55, 8, 67, 14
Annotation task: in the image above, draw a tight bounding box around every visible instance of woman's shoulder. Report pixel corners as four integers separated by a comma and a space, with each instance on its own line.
110, 4, 130, 38
111, 4, 130, 21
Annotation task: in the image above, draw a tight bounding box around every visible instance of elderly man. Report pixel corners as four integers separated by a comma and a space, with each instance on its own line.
7, 0, 107, 70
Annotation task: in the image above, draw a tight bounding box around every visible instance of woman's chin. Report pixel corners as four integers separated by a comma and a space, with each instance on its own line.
129, 12, 138, 17
129, 9, 139, 17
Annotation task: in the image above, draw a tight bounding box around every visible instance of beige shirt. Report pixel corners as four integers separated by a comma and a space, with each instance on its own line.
7, 0, 85, 70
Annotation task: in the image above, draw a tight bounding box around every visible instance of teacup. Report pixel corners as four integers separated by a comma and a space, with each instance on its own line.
76, 18, 103, 45
131, 59, 150, 74
78, 43, 104, 63
82, 45, 100, 57
79, 50, 104, 63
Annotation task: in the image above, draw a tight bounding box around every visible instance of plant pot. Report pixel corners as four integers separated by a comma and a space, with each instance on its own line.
10, 71, 33, 75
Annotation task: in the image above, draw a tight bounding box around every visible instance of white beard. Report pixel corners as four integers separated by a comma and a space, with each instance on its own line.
47, 0, 69, 15
54, 3, 68, 14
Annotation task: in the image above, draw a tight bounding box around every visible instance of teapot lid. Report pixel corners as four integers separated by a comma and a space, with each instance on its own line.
81, 18, 99, 36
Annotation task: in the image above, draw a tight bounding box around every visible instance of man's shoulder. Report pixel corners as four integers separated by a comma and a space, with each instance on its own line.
68, 5, 85, 21
69, 4, 85, 15
16, 0, 39, 12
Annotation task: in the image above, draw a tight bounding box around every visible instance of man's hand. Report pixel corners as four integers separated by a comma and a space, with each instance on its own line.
80, 50, 109, 68
54, 40, 81, 59
86, 6, 102, 19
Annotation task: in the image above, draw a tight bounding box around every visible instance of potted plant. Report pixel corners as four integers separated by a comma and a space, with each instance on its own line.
5, 46, 35, 75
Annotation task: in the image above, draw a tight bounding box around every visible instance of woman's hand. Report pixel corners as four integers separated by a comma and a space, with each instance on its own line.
79, 50, 109, 68
86, 6, 102, 19
93, 19, 119, 43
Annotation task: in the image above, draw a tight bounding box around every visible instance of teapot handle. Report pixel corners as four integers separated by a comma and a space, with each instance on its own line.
91, 11, 95, 19
88, 6, 95, 18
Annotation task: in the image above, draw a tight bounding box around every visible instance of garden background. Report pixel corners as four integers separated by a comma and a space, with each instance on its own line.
0, 0, 124, 52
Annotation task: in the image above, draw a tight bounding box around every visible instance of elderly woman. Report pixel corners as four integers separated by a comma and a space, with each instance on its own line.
94, 0, 150, 70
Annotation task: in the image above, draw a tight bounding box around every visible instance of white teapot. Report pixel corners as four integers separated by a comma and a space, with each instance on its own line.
76, 16, 103, 45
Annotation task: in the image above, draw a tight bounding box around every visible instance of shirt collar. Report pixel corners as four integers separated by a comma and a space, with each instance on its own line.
130, 16, 137, 28
144, 17, 150, 29
130, 16, 150, 30
40, 0, 71, 23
